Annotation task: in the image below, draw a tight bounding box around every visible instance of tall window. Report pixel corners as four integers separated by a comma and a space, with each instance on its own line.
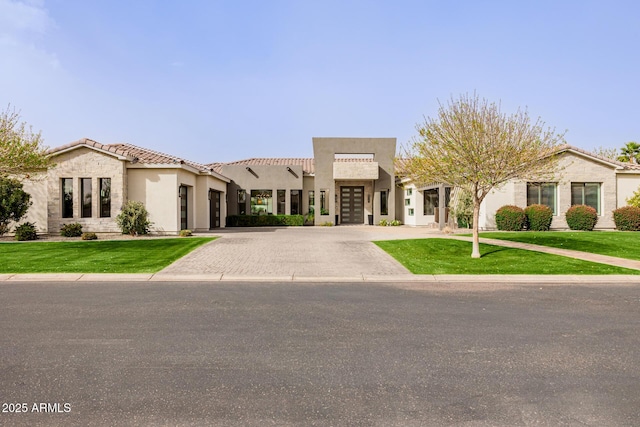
277, 190, 286, 215
308, 190, 315, 214
527, 183, 557, 215
81, 178, 92, 218
423, 188, 438, 215
237, 189, 246, 215
320, 190, 328, 215
251, 190, 273, 214
290, 190, 301, 215
380, 190, 388, 215
571, 183, 600, 214
179, 185, 188, 230
62, 178, 73, 218
99, 178, 111, 218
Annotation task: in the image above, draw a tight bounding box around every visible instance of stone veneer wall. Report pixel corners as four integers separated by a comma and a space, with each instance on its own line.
47, 148, 126, 234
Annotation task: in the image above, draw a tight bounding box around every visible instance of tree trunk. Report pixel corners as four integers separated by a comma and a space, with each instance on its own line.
471, 201, 481, 258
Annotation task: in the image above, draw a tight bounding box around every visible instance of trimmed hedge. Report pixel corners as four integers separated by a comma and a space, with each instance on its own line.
613, 206, 640, 231
495, 205, 526, 231
15, 222, 38, 241
60, 222, 83, 237
525, 204, 553, 231
565, 205, 598, 231
226, 215, 305, 227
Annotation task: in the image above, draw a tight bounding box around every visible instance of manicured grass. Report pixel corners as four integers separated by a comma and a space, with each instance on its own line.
477, 231, 640, 261
374, 238, 640, 275
0, 237, 215, 273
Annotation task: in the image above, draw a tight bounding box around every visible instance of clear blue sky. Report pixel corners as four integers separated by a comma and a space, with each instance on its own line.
1, 0, 639, 162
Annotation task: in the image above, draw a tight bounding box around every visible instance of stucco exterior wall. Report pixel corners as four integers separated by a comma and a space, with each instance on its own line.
616, 173, 640, 207
46, 148, 126, 233
194, 175, 228, 231
127, 168, 179, 234
312, 137, 396, 225
479, 181, 516, 230
16, 179, 48, 233
222, 164, 306, 216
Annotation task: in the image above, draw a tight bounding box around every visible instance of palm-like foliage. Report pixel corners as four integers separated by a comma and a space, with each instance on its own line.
617, 141, 640, 163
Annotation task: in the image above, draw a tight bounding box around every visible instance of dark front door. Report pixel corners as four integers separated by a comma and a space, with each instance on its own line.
340, 186, 364, 224
209, 190, 221, 229
179, 185, 188, 230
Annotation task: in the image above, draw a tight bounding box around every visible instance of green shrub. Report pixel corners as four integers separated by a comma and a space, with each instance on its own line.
60, 222, 83, 237
613, 206, 640, 231
320, 221, 334, 226
495, 205, 526, 231
378, 219, 388, 226
14, 222, 38, 241
390, 219, 401, 226
565, 205, 598, 231
0, 177, 32, 236
226, 215, 304, 227
116, 201, 152, 235
626, 186, 640, 208
179, 229, 193, 237
81, 232, 98, 240
525, 204, 554, 231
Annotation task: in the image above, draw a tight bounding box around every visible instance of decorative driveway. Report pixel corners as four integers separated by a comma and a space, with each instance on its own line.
158, 226, 442, 278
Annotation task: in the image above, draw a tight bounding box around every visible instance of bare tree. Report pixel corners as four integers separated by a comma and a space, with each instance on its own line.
399, 93, 564, 258
591, 146, 618, 161
0, 105, 53, 178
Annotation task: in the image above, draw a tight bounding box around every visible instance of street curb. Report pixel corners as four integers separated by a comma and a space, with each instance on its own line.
0, 273, 639, 283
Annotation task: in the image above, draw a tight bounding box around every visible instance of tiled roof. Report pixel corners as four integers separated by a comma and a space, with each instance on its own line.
210, 158, 316, 175
47, 138, 132, 159
106, 143, 215, 173
562, 144, 640, 170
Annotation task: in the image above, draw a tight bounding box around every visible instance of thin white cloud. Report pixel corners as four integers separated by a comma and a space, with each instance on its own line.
0, 0, 54, 36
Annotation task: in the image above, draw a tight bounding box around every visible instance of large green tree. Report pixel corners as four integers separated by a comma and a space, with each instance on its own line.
400, 93, 564, 258
0, 106, 53, 178
0, 177, 32, 236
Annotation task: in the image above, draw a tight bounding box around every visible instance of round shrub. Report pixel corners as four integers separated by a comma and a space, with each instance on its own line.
565, 205, 598, 231
613, 206, 640, 231
525, 204, 553, 231
81, 232, 98, 240
61, 222, 83, 237
116, 200, 152, 236
14, 222, 38, 241
179, 229, 192, 237
495, 205, 526, 231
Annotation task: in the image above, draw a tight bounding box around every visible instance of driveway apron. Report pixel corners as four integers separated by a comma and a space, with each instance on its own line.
157, 226, 428, 278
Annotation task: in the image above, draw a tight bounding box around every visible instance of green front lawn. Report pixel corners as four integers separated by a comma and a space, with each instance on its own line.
374, 238, 640, 275
0, 237, 215, 273
477, 231, 640, 261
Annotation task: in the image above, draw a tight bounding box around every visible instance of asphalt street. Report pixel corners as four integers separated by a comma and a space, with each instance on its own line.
1, 280, 639, 426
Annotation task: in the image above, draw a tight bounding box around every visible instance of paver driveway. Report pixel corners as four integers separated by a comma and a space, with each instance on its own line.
159, 226, 440, 278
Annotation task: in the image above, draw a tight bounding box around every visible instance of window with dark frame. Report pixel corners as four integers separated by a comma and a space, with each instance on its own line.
320, 190, 327, 215
423, 188, 438, 215
308, 190, 315, 214
237, 189, 246, 215
62, 178, 73, 218
81, 178, 92, 218
527, 183, 557, 215
179, 185, 188, 230
277, 190, 286, 215
571, 182, 600, 214
380, 190, 388, 215
99, 178, 111, 218
290, 190, 301, 215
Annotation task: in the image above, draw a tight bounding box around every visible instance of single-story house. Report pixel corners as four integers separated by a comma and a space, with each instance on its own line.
14, 138, 640, 234
399, 145, 640, 230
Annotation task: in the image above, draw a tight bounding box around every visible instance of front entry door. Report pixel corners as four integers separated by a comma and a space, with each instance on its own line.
209, 190, 221, 229
340, 186, 364, 224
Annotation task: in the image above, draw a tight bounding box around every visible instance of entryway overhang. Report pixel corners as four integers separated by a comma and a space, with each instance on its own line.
333, 162, 379, 180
